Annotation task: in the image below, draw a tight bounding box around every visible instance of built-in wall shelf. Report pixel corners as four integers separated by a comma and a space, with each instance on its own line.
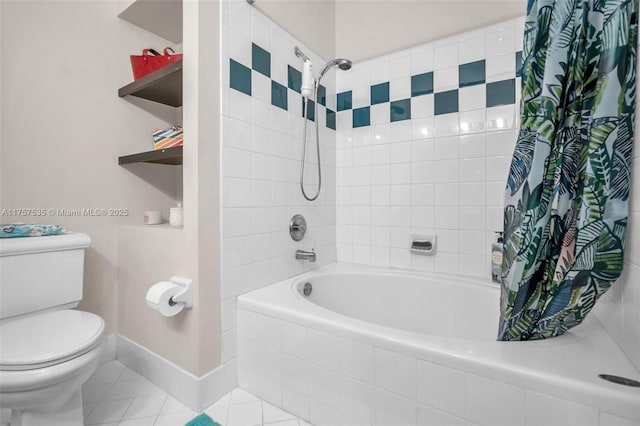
117, 0, 183, 43
118, 146, 183, 165
118, 60, 183, 107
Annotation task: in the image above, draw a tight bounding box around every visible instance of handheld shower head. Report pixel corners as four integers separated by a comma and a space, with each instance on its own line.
318, 58, 353, 80
337, 59, 353, 71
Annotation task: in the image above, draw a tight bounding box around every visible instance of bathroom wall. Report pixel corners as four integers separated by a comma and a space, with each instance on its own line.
335, 1, 524, 62
0, 0, 182, 334
220, 0, 337, 380
335, 18, 523, 281
116, 0, 223, 379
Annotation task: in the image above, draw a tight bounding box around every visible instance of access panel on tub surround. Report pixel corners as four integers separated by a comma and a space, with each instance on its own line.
220, 1, 337, 364
335, 17, 524, 279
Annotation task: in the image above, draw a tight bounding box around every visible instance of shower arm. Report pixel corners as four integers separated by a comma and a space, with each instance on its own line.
295, 46, 311, 63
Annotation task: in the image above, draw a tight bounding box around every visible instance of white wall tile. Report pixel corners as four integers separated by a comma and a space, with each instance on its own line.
281, 321, 307, 360
459, 134, 486, 159
486, 130, 517, 156
599, 413, 640, 426
435, 113, 459, 137
412, 139, 435, 161
459, 254, 486, 278
389, 54, 411, 80
390, 77, 412, 101
434, 66, 460, 92
417, 404, 466, 426
412, 95, 435, 118
459, 109, 486, 134
340, 376, 375, 424
459, 158, 486, 182
374, 348, 416, 400
307, 364, 341, 409
371, 104, 391, 125
309, 399, 341, 426
524, 391, 598, 426
412, 117, 436, 140
338, 338, 375, 384
412, 47, 434, 74
435, 183, 460, 206
307, 329, 340, 371
459, 86, 486, 112
229, 89, 253, 123
370, 59, 391, 85
282, 387, 310, 421
375, 389, 417, 426
486, 54, 516, 83
434, 43, 459, 69
466, 374, 525, 426
459, 35, 486, 64
486, 25, 516, 57
434, 136, 460, 160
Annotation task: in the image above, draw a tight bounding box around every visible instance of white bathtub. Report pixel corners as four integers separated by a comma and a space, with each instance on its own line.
236, 263, 640, 426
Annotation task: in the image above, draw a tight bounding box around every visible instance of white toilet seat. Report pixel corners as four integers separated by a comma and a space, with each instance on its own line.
0, 310, 105, 371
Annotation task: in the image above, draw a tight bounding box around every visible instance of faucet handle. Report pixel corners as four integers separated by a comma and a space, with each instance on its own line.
290, 214, 307, 241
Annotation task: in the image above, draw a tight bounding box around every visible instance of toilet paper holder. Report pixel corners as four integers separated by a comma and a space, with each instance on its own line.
166, 276, 193, 308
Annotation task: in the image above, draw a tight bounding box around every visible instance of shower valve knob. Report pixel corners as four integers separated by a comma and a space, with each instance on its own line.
290, 214, 307, 241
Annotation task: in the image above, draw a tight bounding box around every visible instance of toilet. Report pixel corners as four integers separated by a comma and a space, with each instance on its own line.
0, 233, 106, 426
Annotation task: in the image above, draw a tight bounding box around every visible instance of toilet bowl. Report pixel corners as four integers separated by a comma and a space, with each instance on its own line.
0, 310, 106, 426
0, 232, 104, 426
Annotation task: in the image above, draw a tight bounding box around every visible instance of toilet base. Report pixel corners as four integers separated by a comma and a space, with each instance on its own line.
10, 390, 83, 426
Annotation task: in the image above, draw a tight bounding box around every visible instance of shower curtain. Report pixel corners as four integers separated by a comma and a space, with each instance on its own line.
498, 0, 638, 340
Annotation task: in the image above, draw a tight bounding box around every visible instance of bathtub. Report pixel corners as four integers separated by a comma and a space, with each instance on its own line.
236, 263, 640, 426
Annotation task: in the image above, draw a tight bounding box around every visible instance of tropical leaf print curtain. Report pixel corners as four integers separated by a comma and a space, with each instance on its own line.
498, 0, 638, 340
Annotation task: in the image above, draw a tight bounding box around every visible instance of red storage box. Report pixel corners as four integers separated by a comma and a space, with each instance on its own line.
130, 48, 182, 80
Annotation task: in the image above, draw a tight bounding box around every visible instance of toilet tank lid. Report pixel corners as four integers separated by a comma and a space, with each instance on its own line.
0, 233, 91, 257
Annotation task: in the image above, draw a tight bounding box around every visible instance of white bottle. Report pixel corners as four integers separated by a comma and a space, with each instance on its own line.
169, 203, 183, 227
491, 232, 504, 283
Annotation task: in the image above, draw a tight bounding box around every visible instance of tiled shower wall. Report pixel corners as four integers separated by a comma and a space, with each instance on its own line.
220, 0, 337, 366
335, 18, 524, 280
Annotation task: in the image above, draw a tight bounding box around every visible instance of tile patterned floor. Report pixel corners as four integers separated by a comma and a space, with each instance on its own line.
82, 360, 308, 426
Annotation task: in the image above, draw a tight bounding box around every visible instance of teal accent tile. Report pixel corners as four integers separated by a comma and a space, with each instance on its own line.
371, 82, 390, 104
411, 72, 433, 97
252, 43, 270, 78
271, 80, 287, 111
326, 108, 336, 130
353, 106, 370, 128
434, 90, 458, 115
337, 91, 352, 111
288, 65, 301, 93
390, 99, 411, 122
318, 84, 327, 106
230, 59, 251, 96
459, 60, 485, 87
303, 99, 315, 121
486, 79, 516, 107
516, 51, 523, 77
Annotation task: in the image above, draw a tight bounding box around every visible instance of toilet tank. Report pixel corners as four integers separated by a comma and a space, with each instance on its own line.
0, 233, 91, 320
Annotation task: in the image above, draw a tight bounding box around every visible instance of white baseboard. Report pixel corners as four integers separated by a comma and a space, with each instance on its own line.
115, 335, 235, 411
99, 334, 117, 365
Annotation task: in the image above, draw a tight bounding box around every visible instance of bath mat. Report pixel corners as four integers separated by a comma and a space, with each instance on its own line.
185, 413, 222, 426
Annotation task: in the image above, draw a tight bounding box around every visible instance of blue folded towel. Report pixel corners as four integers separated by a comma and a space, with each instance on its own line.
185, 413, 222, 426
0, 223, 65, 238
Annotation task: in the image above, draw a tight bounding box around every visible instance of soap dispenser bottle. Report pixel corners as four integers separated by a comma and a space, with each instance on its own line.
491, 232, 504, 283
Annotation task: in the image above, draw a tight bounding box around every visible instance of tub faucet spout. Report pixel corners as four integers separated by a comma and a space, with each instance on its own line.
296, 249, 316, 262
